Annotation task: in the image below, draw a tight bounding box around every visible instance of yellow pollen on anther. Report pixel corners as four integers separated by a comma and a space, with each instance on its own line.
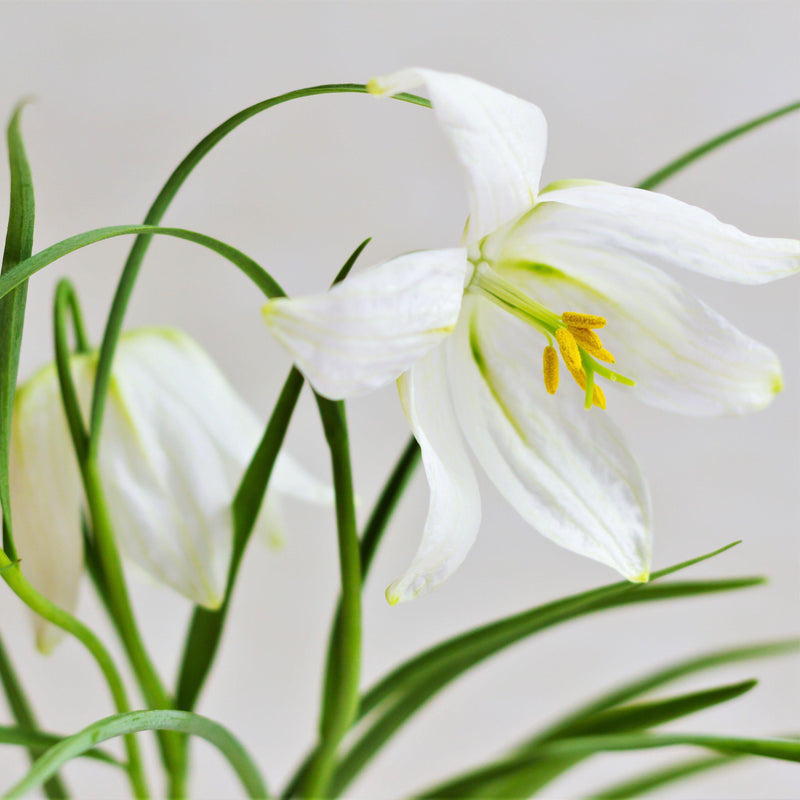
561, 312, 606, 330
567, 326, 616, 364
555, 328, 582, 373
542, 345, 559, 394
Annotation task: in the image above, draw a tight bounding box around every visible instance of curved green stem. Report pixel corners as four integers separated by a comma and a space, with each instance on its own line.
5, 709, 269, 800
52, 280, 182, 791
88, 84, 428, 454
0, 558, 149, 798
636, 98, 800, 190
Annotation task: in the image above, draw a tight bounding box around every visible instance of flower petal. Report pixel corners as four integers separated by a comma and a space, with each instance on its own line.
387, 343, 481, 604
535, 180, 800, 284
9, 363, 88, 652
369, 68, 548, 243
449, 298, 652, 581
493, 226, 783, 415
263, 248, 467, 399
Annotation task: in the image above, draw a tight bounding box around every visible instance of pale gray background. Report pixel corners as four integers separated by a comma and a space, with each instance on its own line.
0, 1, 798, 798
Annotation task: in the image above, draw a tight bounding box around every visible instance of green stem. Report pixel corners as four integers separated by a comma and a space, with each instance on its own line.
52, 283, 182, 793
636, 98, 800, 190
300, 398, 361, 800
0, 557, 149, 798
0, 633, 70, 798
281, 436, 422, 799
88, 84, 428, 458
82, 458, 185, 790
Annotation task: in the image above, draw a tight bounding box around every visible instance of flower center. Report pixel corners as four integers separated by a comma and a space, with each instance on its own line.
467, 262, 634, 410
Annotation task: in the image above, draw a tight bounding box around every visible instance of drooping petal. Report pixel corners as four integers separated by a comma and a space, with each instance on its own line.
493, 224, 783, 415
386, 343, 481, 604
369, 68, 548, 243
449, 298, 652, 582
9, 362, 89, 652
535, 180, 800, 284
262, 249, 467, 399
97, 328, 329, 608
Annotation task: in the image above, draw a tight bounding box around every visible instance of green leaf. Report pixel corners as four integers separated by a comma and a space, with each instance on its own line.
0, 223, 285, 303
0, 724, 122, 767
175, 368, 304, 711
5, 709, 270, 799
532, 639, 800, 746
0, 101, 34, 561
409, 733, 800, 799
589, 754, 737, 800
88, 84, 427, 454
636, 98, 800, 190
330, 544, 760, 795
176, 235, 371, 718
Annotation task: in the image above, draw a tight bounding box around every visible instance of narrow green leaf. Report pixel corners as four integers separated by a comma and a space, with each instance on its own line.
0, 101, 34, 561
0, 224, 285, 303
0, 724, 122, 767
175, 367, 303, 711
331, 571, 762, 794
411, 734, 799, 799
637, 99, 800, 190
88, 84, 427, 456
362, 543, 747, 719
589, 754, 737, 800
553, 679, 758, 739
5, 709, 270, 799
532, 639, 800, 747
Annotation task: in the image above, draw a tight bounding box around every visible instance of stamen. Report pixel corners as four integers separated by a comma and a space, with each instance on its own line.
542, 345, 559, 394
565, 362, 606, 410
555, 328, 582, 374
567, 326, 615, 364
561, 312, 606, 329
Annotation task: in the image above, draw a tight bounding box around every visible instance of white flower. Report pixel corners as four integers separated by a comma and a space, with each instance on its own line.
9, 327, 330, 651
262, 69, 800, 604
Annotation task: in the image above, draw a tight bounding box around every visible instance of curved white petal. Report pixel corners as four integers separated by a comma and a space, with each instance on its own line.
449, 298, 651, 582
494, 228, 783, 415
369, 68, 548, 243
263, 248, 467, 399
535, 180, 800, 284
387, 343, 481, 604
9, 362, 88, 652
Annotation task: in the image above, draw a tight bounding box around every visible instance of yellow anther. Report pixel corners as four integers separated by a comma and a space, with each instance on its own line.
567, 326, 616, 364
542, 345, 559, 394
561, 312, 606, 329
555, 328, 582, 373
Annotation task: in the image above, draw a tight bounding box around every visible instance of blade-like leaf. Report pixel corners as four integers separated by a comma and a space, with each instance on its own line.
0, 724, 122, 767
0, 224, 285, 303
5, 709, 269, 799
412, 734, 800, 799
637, 98, 800, 190
0, 101, 34, 560
331, 571, 762, 793
176, 237, 370, 716
590, 754, 738, 800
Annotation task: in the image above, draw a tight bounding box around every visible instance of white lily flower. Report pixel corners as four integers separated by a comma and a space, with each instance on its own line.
9, 327, 330, 651
263, 69, 800, 604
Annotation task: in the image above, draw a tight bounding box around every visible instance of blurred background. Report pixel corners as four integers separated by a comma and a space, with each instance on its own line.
0, 1, 798, 798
